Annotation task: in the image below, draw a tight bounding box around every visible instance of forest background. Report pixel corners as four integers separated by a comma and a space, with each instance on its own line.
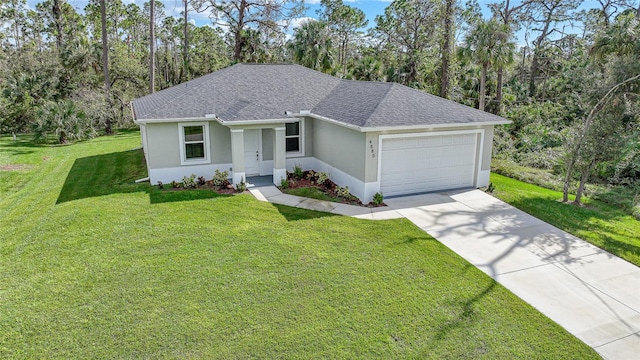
0, 0, 638, 215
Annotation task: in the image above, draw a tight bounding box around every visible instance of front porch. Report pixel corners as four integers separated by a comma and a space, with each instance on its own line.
229, 126, 287, 187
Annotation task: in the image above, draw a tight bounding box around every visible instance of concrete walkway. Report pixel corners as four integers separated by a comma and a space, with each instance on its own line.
248, 185, 403, 220
385, 190, 640, 360
249, 185, 640, 358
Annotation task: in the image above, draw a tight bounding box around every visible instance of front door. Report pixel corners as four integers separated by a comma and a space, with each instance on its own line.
243, 129, 261, 176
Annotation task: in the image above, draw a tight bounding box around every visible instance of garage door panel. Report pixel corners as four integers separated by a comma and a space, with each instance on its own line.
380, 133, 478, 197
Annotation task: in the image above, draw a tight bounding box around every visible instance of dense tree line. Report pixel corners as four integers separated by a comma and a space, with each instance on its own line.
0, 0, 638, 206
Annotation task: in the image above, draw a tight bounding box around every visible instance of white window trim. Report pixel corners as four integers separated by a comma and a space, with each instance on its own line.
285, 119, 305, 157
178, 122, 211, 165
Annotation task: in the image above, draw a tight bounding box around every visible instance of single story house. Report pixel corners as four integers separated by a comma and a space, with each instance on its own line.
131, 63, 510, 203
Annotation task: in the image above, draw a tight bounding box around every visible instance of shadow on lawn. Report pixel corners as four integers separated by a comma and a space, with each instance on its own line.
509, 196, 640, 265
56, 148, 230, 205
57, 149, 146, 203
271, 203, 337, 221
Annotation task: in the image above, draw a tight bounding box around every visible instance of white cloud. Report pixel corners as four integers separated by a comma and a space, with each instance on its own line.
288, 17, 317, 29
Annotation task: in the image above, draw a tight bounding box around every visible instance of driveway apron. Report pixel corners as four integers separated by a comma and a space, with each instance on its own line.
385, 190, 640, 360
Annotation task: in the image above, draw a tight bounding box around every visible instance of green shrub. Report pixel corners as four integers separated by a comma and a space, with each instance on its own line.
170, 180, 180, 189
182, 174, 197, 189
317, 172, 329, 186
336, 186, 351, 198
235, 178, 247, 192
486, 182, 495, 193
280, 178, 289, 189
292, 164, 304, 180
197, 176, 206, 186
372, 192, 384, 205
157, 181, 164, 189
212, 169, 230, 187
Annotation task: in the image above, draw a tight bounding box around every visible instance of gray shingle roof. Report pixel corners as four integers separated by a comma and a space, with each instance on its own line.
132, 63, 510, 128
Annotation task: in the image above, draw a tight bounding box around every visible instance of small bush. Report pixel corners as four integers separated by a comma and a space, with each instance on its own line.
182, 174, 197, 189
306, 170, 316, 182
235, 178, 247, 192
280, 178, 289, 189
157, 181, 164, 189
292, 164, 304, 180
336, 186, 351, 198
485, 182, 495, 193
372, 192, 384, 205
170, 180, 180, 189
197, 176, 206, 186
317, 172, 329, 186
212, 169, 230, 187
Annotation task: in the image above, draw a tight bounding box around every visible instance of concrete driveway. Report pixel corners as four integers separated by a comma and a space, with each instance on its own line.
385, 190, 640, 360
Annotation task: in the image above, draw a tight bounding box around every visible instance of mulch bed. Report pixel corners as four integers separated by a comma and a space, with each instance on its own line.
156, 179, 240, 195
281, 170, 386, 208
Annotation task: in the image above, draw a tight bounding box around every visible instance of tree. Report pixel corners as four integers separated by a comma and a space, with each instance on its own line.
562, 73, 640, 203
524, 0, 580, 97
375, 0, 440, 86
440, 0, 455, 99
33, 99, 96, 144
317, 0, 367, 74
149, 0, 154, 93
489, 0, 534, 112
461, 18, 514, 111
99, 0, 111, 135
288, 19, 334, 72
192, 0, 304, 62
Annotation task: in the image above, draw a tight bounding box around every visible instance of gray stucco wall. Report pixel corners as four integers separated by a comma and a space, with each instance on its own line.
481, 125, 494, 171
144, 120, 231, 169
145, 123, 181, 168
211, 121, 232, 164
311, 119, 366, 181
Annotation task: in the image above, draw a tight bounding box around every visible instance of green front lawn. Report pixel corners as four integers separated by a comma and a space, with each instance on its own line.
283, 186, 342, 202
0, 132, 598, 358
490, 173, 640, 266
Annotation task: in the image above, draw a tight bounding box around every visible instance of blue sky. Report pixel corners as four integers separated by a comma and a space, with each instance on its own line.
29, 0, 590, 46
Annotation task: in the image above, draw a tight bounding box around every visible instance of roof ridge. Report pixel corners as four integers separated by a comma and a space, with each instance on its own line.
355, 81, 394, 127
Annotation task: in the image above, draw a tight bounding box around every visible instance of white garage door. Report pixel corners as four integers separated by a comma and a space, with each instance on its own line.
380, 133, 478, 197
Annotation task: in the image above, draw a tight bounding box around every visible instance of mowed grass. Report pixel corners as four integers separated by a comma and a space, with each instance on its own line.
490, 173, 640, 266
283, 186, 341, 202
0, 132, 599, 359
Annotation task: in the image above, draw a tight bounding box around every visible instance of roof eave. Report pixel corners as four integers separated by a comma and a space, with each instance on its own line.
289, 112, 364, 132
359, 120, 512, 133
134, 116, 214, 125
219, 118, 298, 126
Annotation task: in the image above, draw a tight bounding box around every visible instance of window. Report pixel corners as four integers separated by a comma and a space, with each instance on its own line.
179, 122, 210, 165
184, 126, 205, 159
285, 121, 300, 153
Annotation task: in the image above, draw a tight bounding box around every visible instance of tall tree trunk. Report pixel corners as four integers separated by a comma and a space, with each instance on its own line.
100, 0, 112, 135
149, 0, 155, 94
183, 0, 189, 81
479, 62, 487, 111
495, 67, 504, 114
574, 158, 596, 204
233, 0, 247, 62
529, 50, 539, 97
53, 0, 63, 50
440, 0, 454, 99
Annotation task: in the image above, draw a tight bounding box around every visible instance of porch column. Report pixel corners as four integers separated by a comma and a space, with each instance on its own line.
230, 129, 245, 184
273, 126, 286, 185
